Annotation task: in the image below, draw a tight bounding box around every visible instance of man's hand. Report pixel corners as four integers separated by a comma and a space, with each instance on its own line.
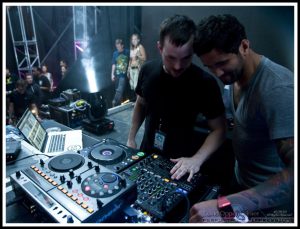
189, 199, 223, 223
170, 156, 201, 182
111, 74, 115, 82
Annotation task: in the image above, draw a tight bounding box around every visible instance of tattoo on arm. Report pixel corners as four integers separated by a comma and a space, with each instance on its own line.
276, 138, 294, 166
229, 138, 294, 211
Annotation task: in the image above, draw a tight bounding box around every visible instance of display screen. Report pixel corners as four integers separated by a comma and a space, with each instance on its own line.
17, 109, 46, 151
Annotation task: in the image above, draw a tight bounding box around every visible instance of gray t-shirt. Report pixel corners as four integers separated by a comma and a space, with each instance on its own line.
229, 56, 294, 188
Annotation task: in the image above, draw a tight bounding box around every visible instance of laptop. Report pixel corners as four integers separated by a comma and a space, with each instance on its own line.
16, 109, 83, 154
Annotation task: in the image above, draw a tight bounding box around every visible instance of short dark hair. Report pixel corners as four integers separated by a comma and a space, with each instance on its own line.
194, 14, 247, 56
115, 39, 124, 45
16, 79, 27, 88
159, 14, 196, 47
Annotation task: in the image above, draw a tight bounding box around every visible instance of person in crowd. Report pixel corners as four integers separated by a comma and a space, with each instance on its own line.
6, 67, 19, 96
42, 64, 54, 91
61, 65, 68, 79
126, 14, 227, 182
25, 73, 41, 107
189, 14, 294, 223
7, 79, 35, 125
60, 59, 67, 68
128, 33, 147, 101
111, 38, 130, 107
36, 67, 51, 104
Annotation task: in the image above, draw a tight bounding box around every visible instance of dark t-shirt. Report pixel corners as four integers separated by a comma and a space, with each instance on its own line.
10, 91, 33, 119
26, 83, 41, 107
135, 60, 225, 158
38, 75, 51, 104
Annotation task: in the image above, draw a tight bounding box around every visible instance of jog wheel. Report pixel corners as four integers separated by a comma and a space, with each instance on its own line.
48, 153, 85, 172
89, 144, 126, 165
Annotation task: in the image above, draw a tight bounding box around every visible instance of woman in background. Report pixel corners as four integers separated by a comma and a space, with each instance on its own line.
128, 33, 147, 101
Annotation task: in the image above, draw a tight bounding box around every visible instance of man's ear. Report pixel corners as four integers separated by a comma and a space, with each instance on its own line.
157, 41, 163, 54
239, 39, 250, 56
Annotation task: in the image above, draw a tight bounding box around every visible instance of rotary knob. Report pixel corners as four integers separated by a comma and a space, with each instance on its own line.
67, 180, 73, 189
69, 169, 74, 178
60, 175, 66, 183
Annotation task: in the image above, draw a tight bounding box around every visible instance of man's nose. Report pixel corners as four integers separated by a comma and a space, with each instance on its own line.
212, 68, 224, 77
174, 61, 183, 70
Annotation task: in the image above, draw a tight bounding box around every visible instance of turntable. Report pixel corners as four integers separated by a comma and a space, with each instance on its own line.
80, 138, 147, 173
20, 152, 97, 191
10, 151, 137, 223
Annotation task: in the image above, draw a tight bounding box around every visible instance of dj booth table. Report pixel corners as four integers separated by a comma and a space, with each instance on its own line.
5, 103, 227, 224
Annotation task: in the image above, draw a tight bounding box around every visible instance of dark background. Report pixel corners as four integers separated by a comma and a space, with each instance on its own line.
5, 5, 295, 107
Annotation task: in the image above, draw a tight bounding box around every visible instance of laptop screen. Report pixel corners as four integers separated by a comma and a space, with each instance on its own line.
17, 109, 47, 151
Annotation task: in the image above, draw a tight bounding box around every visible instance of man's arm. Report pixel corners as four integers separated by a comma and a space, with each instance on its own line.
126, 95, 147, 149
8, 101, 15, 124
227, 137, 294, 211
170, 114, 227, 181
111, 64, 116, 81
189, 137, 294, 223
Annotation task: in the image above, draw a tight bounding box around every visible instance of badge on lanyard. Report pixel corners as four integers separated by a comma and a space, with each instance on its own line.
154, 120, 166, 151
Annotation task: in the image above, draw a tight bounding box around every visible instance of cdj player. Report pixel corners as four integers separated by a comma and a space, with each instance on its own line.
10, 152, 137, 223
9, 139, 212, 223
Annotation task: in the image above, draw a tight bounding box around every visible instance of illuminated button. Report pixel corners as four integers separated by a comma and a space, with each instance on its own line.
62, 189, 68, 194
37, 171, 42, 174
137, 152, 145, 157
103, 184, 109, 189
52, 181, 57, 186
34, 168, 39, 171
48, 178, 53, 183
131, 155, 139, 160
164, 178, 170, 182
84, 186, 91, 192
67, 193, 73, 197
83, 197, 89, 202
77, 193, 83, 197
76, 200, 82, 205
91, 190, 95, 195
99, 191, 104, 196
71, 196, 77, 201
114, 185, 119, 190
81, 204, 88, 209
72, 189, 79, 193
57, 186, 63, 190
153, 155, 158, 159
44, 176, 49, 180
108, 190, 113, 194
83, 182, 89, 186
31, 165, 36, 169
41, 173, 46, 177
87, 208, 94, 213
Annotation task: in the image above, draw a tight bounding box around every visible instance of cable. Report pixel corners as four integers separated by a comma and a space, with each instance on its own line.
6, 153, 53, 165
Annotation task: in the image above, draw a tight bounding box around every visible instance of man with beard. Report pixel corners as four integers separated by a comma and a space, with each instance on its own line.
190, 14, 294, 223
